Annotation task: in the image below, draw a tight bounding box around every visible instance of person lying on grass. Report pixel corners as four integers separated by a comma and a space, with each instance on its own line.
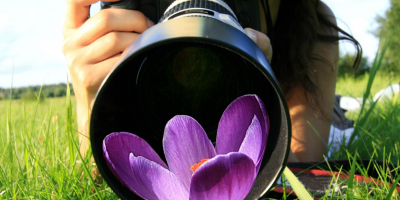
62, 0, 361, 163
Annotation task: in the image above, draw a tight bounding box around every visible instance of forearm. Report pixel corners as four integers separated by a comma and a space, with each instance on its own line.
63, 0, 155, 160
76, 98, 91, 158
289, 101, 332, 162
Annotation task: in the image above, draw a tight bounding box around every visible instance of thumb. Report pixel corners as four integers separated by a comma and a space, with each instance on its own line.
244, 28, 273, 62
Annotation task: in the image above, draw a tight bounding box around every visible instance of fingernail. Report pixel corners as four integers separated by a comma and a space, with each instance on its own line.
245, 29, 257, 42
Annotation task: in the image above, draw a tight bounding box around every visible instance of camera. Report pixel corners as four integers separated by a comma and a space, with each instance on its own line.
90, 0, 291, 199
100, 0, 262, 31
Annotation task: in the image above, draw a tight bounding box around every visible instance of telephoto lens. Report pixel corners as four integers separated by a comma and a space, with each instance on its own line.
90, 0, 291, 199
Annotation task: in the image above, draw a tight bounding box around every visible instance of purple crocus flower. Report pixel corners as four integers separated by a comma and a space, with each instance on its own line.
103, 94, 269, 200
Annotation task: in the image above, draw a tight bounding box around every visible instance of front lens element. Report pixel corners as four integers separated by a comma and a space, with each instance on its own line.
136, 43, 252, 140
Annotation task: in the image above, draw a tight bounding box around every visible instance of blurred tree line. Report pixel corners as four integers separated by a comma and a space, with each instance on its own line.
338, 53, 371, 78
338, 0, 400, 78
0, 83, 74, 101
373, 0, 400, 74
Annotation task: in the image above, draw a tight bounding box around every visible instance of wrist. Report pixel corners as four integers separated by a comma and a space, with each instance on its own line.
75, 100, 91, 133
75, 102, 91, 157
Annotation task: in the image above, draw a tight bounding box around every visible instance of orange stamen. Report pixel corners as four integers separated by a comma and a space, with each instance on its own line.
190, 158, 210, 173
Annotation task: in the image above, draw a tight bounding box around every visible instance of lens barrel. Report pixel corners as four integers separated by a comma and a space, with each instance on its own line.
159, 0, 243, 31
160, 0, 244, 32
92, 1, 291, 199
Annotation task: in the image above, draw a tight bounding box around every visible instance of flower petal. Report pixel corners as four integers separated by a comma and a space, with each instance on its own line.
103, 132, 168, 195
216, 95, 269, 169
238, 115, 263, 167
129, 153, 189, 200
189, 152, 256, 200
163, 115, 217, 191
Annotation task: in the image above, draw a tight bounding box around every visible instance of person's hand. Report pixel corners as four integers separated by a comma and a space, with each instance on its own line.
62, 0, 154, 156
244, 28, 273, 62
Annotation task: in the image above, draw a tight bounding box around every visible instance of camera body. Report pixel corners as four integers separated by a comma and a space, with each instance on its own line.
101, 0, 261, 31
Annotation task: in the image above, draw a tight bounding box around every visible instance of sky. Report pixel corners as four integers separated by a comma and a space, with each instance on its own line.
0, 0, 391, 88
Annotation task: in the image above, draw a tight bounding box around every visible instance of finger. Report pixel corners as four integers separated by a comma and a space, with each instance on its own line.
83, 32, 139, 63
64, 0, 120, 29
75, 9, 153, 46
84, 53, 122, 93
244, 28, 273, 62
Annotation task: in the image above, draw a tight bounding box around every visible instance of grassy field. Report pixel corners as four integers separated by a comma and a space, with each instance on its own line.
334, 69, 400, 161
336, 71, 399, 98
0, 93, 118, 199
1, 54, 399, 198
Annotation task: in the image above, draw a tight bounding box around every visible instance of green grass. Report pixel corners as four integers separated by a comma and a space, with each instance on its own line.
1, 48, 399, 199
336, 71, 399, 98
1, 77, 400, 199
2, 74, 399, 200
0, 97, 118, 199
288, 39, 399, 199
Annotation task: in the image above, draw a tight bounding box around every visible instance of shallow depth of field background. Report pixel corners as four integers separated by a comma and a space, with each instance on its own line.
1, 0, 400, 199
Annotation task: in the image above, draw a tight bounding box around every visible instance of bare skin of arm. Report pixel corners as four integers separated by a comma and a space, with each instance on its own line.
286, 3, 339, 162
62, 0, 154, 157
254, 0, 338, 162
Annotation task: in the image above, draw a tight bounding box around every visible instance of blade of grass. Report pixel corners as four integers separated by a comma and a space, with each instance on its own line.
45, 105, 53, 164
281, 172, 287, 200
19, 126, 57, 188
0, 163, 9, 197
22, 102, 30, 179
66, 95, 103, 200
5, 64, 14, 165
66, 87, 75, 169
346, 152, 357, 200
283, 167, 313, 200
355, 127, 374, 159
386, 173, 400, 200
65, 77, 103, 199
307, 121, 328, 148
349, 34, 392, 146
27, 83, 45, 155
6, 108, 13, 165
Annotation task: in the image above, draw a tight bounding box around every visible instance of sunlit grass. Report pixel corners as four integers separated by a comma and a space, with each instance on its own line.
2, 68, 398, 199
0, 96, 118, 199
263, 38, 400, 199
1, 44, 399, 199
336, 71, 399, 98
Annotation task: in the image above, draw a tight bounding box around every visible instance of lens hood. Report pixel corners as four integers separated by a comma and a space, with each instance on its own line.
90, 16, 291, 199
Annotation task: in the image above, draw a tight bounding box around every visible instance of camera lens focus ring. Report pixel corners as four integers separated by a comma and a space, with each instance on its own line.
159, 0, 237, 22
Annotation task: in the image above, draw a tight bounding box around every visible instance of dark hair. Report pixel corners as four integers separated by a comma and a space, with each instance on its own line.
271, 0, 362, 109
